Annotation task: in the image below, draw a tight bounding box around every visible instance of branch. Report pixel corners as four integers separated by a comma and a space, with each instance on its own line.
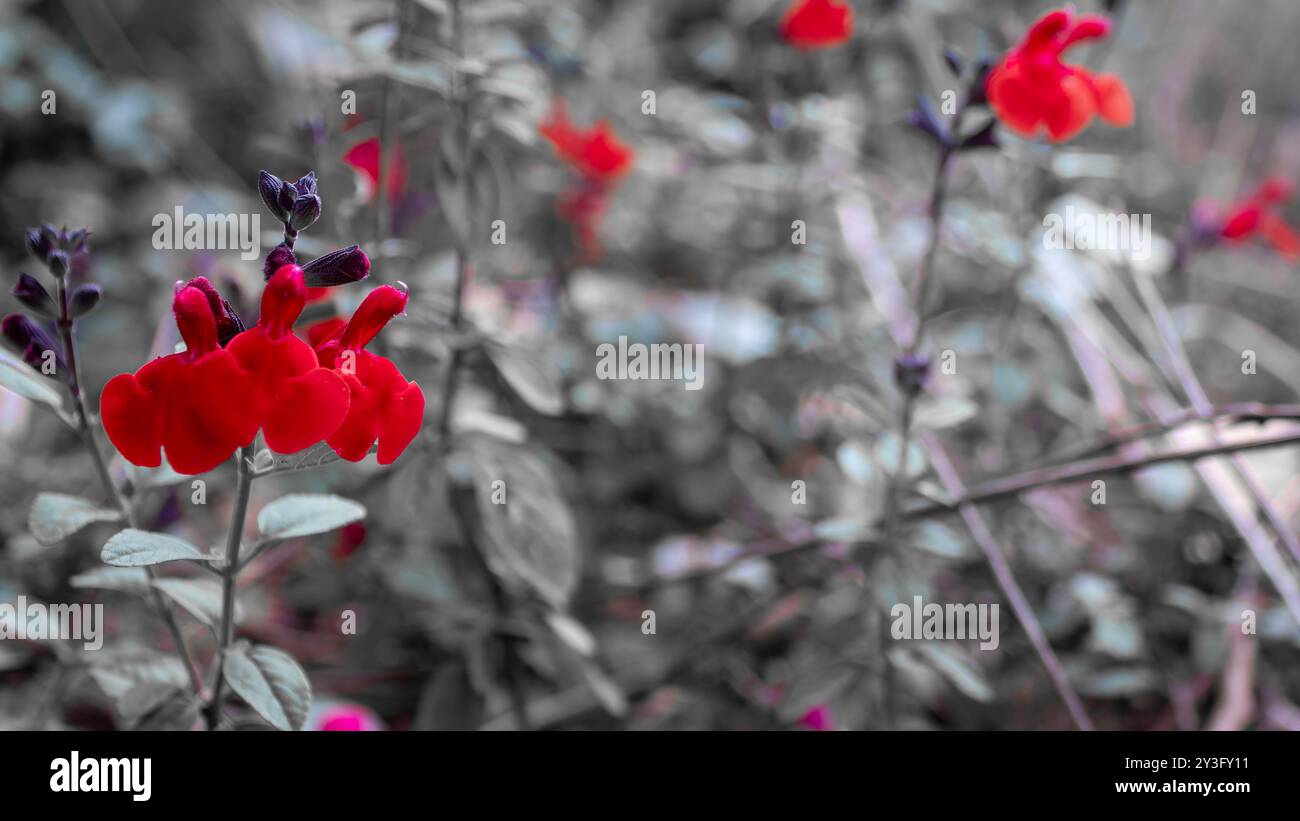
904, 424, 1300, 519
923, 434, 1094, 731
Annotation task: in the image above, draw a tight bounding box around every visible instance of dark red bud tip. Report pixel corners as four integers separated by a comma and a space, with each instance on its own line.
262, 264, 307, 338
2, 313, 65, 373
301, 245, 370, 287
173, 286, 219, 357
69, 284, 102, 318
339, 285, 409, 351
264, 242, 298, 280
12, 273, 56, 318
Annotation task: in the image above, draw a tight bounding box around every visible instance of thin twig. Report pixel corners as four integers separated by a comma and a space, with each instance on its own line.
1130, 263, 1300, 566
923, 434, 1094, 731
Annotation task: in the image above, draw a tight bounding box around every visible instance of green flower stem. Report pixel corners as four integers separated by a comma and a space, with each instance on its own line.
53, 277, 202, 696
203, 444, 256, 730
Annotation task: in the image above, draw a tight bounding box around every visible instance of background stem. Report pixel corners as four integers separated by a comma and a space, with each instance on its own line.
53, 277, 202, 695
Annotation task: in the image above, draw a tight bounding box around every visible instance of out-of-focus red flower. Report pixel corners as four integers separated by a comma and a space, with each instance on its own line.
312, 285, 424, 464
101, 280, 258, 474
312, 702, 384, 731
798, 704, 836, 731
332, 521, 367, 562
226, 265, 351, 455
540, 100, 633, 261
1195, 177, 1300, 263
779, 0, 853, 50
343, 137, 409, 205
986, 8, 1133, 143
540, 100, 633, 183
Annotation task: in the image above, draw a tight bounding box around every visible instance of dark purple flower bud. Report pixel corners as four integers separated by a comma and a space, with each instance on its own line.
287, 195, 322, 232
893, 353, 931, 398
2, 314, 65, 373
292, 171, 318, 198
263, 242, 299, 280
46, 249, 69, 278
906, 95, 951, 149
65, 228, 90, 252
301, 245, 371, 287
966, 57, 995, 107
217, 297, 246, 345
959, 118, 999, 151
276, 181, 299, 215
69, 283, 102, 318
25, 227, 53, 262
943, 48, 964, 76
12, 273, 56, 318
40, 224, 60, 251
259, 170, 287, 220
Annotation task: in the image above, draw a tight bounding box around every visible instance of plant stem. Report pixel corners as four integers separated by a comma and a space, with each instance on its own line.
203, 444, 255, 729
924, 434, 1094, 730
53, 279, 202, 695
881, 100, 965, 539
904, 423, 1300, 518
436, 0, 474, 440
1130, 264, 1300, 566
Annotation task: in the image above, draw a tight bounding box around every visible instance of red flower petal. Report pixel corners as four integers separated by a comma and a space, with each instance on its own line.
101, 371, 164, 468
327, 373, 379, 462
1093, 73, 1134, 127
263, 368, 351, 454
1260, 211, 1300, 264
779, 0, 853, 50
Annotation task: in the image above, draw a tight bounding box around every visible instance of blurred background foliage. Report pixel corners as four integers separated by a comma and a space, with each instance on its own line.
4, 0, 1300, 730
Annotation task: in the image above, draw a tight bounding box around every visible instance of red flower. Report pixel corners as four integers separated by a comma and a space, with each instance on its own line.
986, 8, 1133, 143
779, 0, 853, 50
540, 100, 633, 260
312, 285, 424, 464
540, 100, 633, 183
343, 137, 408, 205
1199, 177, 1300, 263
101, 280, 258, 475
225, 265, 352, 455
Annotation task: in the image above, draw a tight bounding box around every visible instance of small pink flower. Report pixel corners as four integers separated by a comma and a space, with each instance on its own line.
312, 702, 385, 731
798, 704, 835, 731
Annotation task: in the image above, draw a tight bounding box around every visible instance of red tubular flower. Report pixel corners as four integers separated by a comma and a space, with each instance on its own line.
779, 0, 853, 50
313, 285, 424, 464
1202, 177, 1300, 263
343, 137, 408, 205
540, 100, 633, 260
986, 8, 1134, 143
540, 100, 634, 183
226, 265, 351, 455
101, 281, 258, 474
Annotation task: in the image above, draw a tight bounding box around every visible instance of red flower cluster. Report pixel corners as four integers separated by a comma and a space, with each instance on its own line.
102, 268, 423, 474
102, 278, 259, 475
1194, 177, 1300, 263
540, 99, 633, 261
986, 8, 1133, 143
779, 0, 853, 50
310, 285, 425, 465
